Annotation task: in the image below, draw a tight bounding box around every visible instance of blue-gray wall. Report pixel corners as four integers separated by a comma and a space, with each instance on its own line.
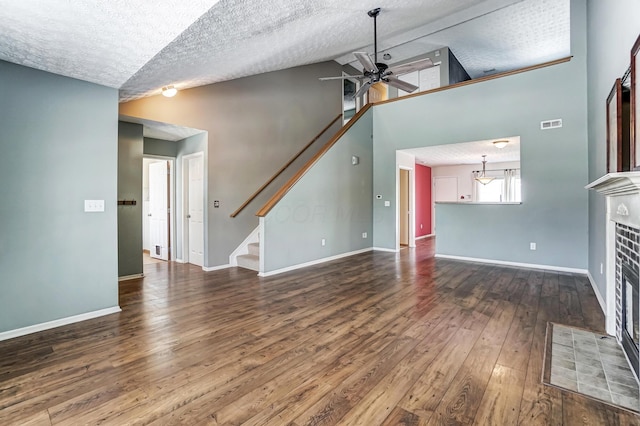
372, 0, 588, 270
263, 109, 373, 272
144, 137, 178, 157
586, 0, 640, 299
0, 61, 119, 333
118, 121, 143, 277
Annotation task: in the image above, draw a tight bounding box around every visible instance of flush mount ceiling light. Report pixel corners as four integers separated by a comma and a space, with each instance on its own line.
493, 139, 509, 149
474, 155, 494, 185
162, 85, 177, 97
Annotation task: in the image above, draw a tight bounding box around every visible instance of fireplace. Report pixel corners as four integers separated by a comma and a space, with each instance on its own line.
587, 171, 640, 381
618, 224, 640, 377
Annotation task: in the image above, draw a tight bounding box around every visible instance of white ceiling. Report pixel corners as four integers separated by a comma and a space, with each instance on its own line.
0, 0, 570, 102
402, 136, 520, 167
120, 116, 205, 141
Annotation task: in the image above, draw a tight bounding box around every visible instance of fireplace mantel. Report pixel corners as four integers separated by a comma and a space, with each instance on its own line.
586, 171, 640, 338
586, 172, 640, 196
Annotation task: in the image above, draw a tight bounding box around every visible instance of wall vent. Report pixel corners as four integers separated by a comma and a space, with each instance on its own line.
540, 119, 562, 130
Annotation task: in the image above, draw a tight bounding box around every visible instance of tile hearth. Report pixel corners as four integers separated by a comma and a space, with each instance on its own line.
550, 323, 640, 412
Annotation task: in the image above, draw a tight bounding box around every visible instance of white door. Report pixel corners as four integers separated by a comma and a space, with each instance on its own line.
149, 161, 169, 260
187, 156, 204, 267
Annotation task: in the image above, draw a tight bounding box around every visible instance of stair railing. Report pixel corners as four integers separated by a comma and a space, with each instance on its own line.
230, 113, 342, 218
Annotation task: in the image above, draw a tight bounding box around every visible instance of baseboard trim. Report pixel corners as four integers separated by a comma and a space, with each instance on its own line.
587, 271, 607, 316
203, 264, 231, 272
373, 247, 400, 253
0, 306, 121, 342
434, 254, 589, 274
118, 273, 144, 282
415, 234, 435, 240
259, 248, 373, 277
174, 258, 186, 264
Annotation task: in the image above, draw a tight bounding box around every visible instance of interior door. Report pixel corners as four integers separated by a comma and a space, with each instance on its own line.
400, 169, 410, 246
187, 156, 204, 267
149, 161, 169, 260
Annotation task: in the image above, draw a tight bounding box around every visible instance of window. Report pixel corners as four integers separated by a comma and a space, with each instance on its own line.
475, 176, 521, 202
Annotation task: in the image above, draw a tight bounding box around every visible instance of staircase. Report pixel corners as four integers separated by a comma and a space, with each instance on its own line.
237, 242, 259, 271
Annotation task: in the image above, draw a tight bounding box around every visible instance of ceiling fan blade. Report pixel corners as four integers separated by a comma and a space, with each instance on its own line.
354, 52, 378, 73
353, 81, 373, 99
387, 58, 434, 76
384, 76, 418, 93
319, 75, 363, 81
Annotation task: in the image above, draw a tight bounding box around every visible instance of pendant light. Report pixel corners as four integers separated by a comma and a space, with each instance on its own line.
475, 155, 494, 185
162, 85, 177, 97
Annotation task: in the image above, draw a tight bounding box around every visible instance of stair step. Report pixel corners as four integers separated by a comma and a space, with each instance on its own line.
248, 242, 260, 256
237, 254, 259, 271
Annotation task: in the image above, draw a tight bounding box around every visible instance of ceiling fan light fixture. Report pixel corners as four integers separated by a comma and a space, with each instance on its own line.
474, 155, 494, 185
493, 140, 509, 149
162, 85, 177, 97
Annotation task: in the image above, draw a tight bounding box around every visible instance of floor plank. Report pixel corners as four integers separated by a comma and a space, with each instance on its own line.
0, 238, 637, 425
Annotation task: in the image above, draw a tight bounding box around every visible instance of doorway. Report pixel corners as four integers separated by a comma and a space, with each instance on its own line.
396, 166, 415, 250
182, 152, 205, 267
143, 157, 175, 264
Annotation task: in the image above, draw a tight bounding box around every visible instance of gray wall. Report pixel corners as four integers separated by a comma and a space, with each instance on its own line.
372, 0, 589, 270
586, 1, 640, 298
118, 122, 143, 277
144, 137, 178, 157
119, 61, 342, 267
0, 60, 119, 333
263, 109, 373, 272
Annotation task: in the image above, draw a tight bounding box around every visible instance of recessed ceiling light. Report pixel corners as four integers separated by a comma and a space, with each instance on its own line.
162, 85, 177, 97
493, 140, 509, 149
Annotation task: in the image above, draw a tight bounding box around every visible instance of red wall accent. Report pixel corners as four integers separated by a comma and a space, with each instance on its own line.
415, 164, 432, 237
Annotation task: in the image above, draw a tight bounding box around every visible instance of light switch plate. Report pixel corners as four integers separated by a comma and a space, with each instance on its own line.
384, 201, 390, 207
85, 200, 105, 212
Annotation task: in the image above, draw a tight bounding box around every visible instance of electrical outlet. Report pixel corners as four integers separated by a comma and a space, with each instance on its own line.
420, 224, 423, 229
530, 242, 536, 251
362, 232, 367, 239
384, 201, 390, 207
321, 238, 326, 246
84, 200, 105, 212
600, 263, 604, 274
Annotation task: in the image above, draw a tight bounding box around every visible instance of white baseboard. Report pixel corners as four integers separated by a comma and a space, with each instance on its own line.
587, 271, 607, 316
203, 264, 231, 272
118, 273, 144, 282
415, 234, 435, 240
259, 248, 372, 277
373, 247, 400, 253
0, 306, 121, 342
434, 254, 589, 275
174, 258, 186, 264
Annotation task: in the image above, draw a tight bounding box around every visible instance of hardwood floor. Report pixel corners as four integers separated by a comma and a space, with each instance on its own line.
1, 238, 638, 425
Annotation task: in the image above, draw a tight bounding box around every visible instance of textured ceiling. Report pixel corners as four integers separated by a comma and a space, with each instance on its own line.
119, 116, 205, 141
402, 137, 521, 167
0, 0, 570, 102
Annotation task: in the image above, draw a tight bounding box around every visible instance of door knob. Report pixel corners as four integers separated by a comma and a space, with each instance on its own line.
148, 213, 152, 217
187, 214, 191, 218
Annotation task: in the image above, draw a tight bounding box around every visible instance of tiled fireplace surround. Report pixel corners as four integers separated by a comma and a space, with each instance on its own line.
587, 172, 640, 380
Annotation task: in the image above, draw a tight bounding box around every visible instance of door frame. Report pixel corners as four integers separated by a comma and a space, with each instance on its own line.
144, 155, 175, 261
396, 165, 415, 251
181, 151, 206, 266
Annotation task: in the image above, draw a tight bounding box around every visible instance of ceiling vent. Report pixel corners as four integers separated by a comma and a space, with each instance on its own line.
540, 119, 562, 130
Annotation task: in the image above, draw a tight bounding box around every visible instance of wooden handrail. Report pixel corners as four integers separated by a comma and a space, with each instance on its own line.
256, 104, 372, 217
256, 55, 573, 218
230, 114, 342, 218
374, 56, 572, 106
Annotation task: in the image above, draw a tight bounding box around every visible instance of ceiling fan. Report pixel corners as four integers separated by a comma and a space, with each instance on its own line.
320, 7, 435, 98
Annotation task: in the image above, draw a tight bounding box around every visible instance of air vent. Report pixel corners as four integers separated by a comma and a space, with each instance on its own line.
540, 119, 562, 130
